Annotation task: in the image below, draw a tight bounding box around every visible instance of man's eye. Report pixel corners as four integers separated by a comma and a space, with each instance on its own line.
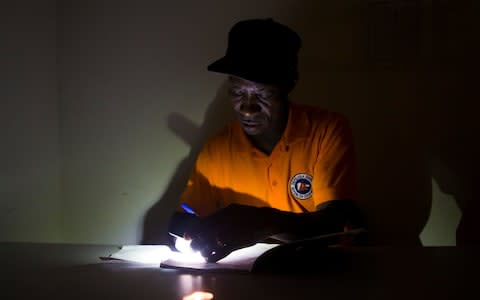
257, 93, 272, 101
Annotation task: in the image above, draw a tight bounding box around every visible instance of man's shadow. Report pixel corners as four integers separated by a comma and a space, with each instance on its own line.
428, 69, 480, 245
431, 146, 479, 245
142, 80, 234, 244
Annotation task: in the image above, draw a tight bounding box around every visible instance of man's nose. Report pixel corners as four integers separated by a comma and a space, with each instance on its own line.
239, 96, 261, 116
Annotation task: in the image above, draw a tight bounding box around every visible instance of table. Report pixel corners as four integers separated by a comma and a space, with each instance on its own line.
1, 242, 478, 299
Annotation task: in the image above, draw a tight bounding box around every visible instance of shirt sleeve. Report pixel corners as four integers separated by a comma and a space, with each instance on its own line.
313, 113, 357, 208
178, 144, 221, 217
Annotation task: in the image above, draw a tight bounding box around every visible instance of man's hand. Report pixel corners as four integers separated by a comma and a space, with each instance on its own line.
186, 204, 287, 262
167, 200, 364, 262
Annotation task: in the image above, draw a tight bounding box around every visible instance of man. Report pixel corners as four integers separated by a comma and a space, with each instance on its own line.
168, 18, 363, 262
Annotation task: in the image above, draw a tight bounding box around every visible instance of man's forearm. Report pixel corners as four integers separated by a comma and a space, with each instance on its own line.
268, 199, 363, 243
167, 199, 364, 249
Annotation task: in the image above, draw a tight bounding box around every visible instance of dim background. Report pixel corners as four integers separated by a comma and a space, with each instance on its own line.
1, 0, 478, 246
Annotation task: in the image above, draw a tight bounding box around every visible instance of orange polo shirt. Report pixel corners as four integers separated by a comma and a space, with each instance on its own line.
179, 102, 356, 217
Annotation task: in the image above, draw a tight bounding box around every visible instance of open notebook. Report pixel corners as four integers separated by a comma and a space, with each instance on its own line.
104, 228, 366, 272
104, 243, 279, 272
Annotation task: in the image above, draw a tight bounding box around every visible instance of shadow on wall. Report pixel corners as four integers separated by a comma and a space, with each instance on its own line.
429, 70, 480, 245
142, 80, 233, 244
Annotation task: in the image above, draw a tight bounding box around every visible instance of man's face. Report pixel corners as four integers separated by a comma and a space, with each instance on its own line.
227, 76, 286, 136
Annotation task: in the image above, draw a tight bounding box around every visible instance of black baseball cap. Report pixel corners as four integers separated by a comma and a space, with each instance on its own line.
207, 18, 301, 86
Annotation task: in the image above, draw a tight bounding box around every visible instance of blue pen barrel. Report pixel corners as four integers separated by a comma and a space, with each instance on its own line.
181, 203, 198, 216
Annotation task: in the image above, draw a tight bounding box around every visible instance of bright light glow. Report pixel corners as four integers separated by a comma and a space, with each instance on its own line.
175, 236, 195, 254
172, 236, 206, 263
182, 291, 214, 300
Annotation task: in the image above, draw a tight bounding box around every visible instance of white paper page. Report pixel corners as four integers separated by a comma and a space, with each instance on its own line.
107, 245, 172, 264
106, 243, 279, 271
161, 243, 279, 272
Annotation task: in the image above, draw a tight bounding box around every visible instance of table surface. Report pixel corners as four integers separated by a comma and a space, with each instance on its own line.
1, 242, 478, 300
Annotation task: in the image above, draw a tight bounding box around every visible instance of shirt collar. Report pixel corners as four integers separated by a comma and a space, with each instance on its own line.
282, 101, 310, 144
231, 101, 310, 152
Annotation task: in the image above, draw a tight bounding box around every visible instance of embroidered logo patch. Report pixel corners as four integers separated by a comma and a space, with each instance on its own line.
290, 173, 313, 200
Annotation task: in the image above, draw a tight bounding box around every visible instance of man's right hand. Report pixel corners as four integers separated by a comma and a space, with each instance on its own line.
183, 204, 288, 262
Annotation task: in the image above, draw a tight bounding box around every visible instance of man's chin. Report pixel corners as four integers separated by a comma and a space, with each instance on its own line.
241, 125, 265, 136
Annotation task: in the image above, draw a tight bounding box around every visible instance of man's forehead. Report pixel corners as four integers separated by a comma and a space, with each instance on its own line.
228, 76, 274, 90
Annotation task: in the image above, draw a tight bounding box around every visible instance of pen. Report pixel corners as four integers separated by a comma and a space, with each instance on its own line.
181, 203, 198, 216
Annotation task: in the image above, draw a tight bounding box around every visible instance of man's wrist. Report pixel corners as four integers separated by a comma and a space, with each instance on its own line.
260, 207, 297, 236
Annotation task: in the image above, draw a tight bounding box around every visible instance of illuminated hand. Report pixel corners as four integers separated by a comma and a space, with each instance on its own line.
186, 204, 281, 262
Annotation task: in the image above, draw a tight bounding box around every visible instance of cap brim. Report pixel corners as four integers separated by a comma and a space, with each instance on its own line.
207, 56, 274, 85
207, 56, 239, 76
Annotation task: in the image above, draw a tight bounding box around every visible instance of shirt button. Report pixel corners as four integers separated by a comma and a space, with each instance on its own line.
272, 180, 278, 186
